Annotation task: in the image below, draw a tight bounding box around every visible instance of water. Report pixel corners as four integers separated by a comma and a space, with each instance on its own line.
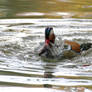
0, 19, 92, 92
0, 0, 92, 19
0, 0, 92, 92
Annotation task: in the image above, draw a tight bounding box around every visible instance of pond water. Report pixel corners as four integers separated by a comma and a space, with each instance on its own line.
0, 0, 92, 92
0, 19, 92, 92
0, 0, 92, 19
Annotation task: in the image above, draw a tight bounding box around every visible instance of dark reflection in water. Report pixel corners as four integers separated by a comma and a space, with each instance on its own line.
43, 62, 55, 88
0, 0, 92, 18
42, 61, 86, 92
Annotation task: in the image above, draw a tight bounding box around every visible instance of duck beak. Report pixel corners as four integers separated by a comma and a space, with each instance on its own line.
45, 39, 50, 45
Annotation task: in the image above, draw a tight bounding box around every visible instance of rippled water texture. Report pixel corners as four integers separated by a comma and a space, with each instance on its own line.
0, 0, 92, 92
0, 0, 92, 19
0, 19, 92, 92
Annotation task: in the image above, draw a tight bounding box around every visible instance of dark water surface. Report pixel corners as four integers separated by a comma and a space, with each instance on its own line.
0, 0, 92, 92
0, 0, 92, 19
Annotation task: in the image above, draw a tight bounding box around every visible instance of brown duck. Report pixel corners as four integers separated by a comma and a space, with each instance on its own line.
39, 27, 92, 58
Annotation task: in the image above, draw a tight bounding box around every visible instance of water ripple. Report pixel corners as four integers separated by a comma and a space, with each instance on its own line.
0, 19, 92, 91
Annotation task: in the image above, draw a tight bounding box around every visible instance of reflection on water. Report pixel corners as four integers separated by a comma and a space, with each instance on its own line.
0, 19, 92, 92
0, 0, 92, 18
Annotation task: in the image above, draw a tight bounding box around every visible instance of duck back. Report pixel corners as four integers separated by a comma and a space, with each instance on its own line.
64, 40, 80, 53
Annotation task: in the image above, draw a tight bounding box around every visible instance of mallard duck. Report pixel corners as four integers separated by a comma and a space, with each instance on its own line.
39, 27, 92, 59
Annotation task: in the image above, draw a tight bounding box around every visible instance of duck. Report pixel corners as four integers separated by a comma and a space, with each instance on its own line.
39, 27, 92, 59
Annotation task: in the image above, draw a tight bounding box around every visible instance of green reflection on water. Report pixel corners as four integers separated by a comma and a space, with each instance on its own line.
0, 0, 92, 19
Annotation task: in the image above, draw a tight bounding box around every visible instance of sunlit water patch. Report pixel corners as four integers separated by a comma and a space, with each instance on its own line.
0, 0, 92, 19
0, 19, 92, 92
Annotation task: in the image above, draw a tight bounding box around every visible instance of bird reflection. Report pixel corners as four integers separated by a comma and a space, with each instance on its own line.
43, 61, 56, 88
42, 60, 85, 92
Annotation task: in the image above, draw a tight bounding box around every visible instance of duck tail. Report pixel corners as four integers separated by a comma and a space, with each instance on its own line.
80, 43, 92, 51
